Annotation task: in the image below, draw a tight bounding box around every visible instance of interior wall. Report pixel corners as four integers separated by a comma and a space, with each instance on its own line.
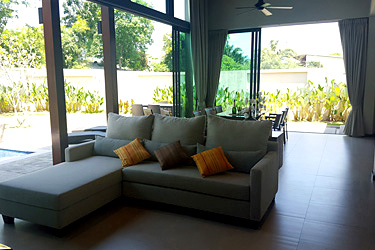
208, 0, 372, 30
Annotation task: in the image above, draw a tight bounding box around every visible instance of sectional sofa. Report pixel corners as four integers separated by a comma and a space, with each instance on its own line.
0, 113, 279, 229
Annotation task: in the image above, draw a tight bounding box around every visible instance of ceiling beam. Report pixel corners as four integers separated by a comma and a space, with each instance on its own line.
89, 0, 190, 32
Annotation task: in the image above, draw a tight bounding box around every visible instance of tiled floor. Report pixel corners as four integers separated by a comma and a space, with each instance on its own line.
0, 132, 374, 250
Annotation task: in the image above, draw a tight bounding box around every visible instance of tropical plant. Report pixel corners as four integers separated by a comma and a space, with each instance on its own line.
262, 79, 350, 122
119, 99, 135, 114
216, 87, 250, 112
82, 90, 104, 113
152, 85, 173, 104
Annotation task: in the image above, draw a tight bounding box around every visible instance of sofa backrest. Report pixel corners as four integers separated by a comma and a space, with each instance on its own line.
205, 115, 272, 154
151, 114, 206, 145
106, 112, 154, 140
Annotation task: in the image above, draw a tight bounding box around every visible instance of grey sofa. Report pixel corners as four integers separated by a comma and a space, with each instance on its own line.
0, 113, 278, 229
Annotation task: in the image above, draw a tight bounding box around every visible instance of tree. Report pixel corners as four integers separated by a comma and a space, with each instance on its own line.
261, 40, 300, 69
221, 38, 249, 71
115, 10, 153, 70
0, 0, 26, 33
62, 0, 154, 70
0, 29, 40, 126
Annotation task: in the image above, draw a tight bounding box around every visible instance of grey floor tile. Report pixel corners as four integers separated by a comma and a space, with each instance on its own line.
300, 220, 372, 250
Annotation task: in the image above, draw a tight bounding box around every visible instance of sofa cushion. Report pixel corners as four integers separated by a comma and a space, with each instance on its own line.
151, 114, 206, 145
114, 138, 151, 167
192, 146, 234, 177
0, 156, 122, 210
206, 115, 272, 154
154, 141, 190, 170
106, 112, 154, 140
94, 136, 132, 158
144, 139, 196, 162
122, 162, 250, 201
197, 144, 264, 174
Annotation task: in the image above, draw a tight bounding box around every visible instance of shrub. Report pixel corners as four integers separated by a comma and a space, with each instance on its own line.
262, 78, 350, 122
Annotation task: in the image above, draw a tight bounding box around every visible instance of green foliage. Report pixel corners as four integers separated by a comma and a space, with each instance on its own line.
115, 9, 154, 70
152, 86, 173, 104
221, 55, 248, 71
0, 81, 104, 114
261, 40, 323, 69
119, 99, 135, 114
262, 79, 350, 122
216, 87, 250, 111
0, 0, 27, 33
0, 26, 45, 68
221, 37, 250, 71
64, 81, 104, 113
82, 90, 104, 113
62, 0, 154, 70
30, 82, 49, 112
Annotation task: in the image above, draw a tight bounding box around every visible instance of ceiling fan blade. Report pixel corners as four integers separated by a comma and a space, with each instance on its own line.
236, 7, 256, 10
261, 3, 271, 8
267, 6, 293, 10
261, 8, 272, 16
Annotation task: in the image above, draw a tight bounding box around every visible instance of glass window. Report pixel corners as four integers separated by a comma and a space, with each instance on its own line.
115, 12, 173, 115
174, 0, 189, 21
217, 33, 251, 112
130, 0, 166, 13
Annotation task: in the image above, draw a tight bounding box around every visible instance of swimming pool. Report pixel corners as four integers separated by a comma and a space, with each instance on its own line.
0, 149, 33, 162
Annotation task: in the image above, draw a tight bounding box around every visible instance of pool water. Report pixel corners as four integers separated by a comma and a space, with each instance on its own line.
0, 149, 32, 162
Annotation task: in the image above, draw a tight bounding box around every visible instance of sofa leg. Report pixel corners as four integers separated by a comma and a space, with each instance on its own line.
2, 215, 14, 224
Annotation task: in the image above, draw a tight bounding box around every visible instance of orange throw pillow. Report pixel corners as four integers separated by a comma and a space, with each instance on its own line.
114, 138, 151, 167
192, 146, 234, 177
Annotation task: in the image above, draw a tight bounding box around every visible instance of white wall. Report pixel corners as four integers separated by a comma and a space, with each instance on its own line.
219, 68, 346, 93
0, 69, 172, 106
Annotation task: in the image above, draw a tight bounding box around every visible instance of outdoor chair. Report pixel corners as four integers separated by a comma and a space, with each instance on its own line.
215, 105, 223, 113
144, 108, 153, 115
148, 104, 161, 114
280, 107, 289, 141
132, 104, 144, 116
205, 108, 216, 115
265, 113, 283, 130
265, 108, 288, 143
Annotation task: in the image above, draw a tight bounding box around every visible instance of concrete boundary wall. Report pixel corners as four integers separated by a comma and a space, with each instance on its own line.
0, 68, 346, 104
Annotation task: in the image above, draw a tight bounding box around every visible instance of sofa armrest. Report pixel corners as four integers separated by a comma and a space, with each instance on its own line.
249, 151, 278, 221
267, 141, 278, 153
65, 141, 95, 162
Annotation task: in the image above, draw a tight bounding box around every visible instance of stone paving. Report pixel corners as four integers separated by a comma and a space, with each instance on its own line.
0, 150, 52, 182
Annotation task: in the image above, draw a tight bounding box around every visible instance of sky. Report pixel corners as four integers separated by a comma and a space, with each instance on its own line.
6, 1, 343, 60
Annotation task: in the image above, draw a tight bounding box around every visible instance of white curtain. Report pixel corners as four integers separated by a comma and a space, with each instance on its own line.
206, 29, 228, 108
339, 18, 369, 137
190, 0, 208, 110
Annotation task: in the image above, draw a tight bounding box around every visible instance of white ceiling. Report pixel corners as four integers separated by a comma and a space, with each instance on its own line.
208, 0, 373, 30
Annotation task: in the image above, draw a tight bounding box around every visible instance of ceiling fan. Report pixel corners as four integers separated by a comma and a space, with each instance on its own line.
236, 0, 293, 16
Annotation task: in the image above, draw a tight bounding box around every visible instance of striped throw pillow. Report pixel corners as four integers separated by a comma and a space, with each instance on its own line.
192, 146, 234, 177
114, 138, 151, 167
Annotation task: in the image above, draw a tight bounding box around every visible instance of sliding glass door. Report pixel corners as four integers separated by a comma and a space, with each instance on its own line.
217, 29, 261, 112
